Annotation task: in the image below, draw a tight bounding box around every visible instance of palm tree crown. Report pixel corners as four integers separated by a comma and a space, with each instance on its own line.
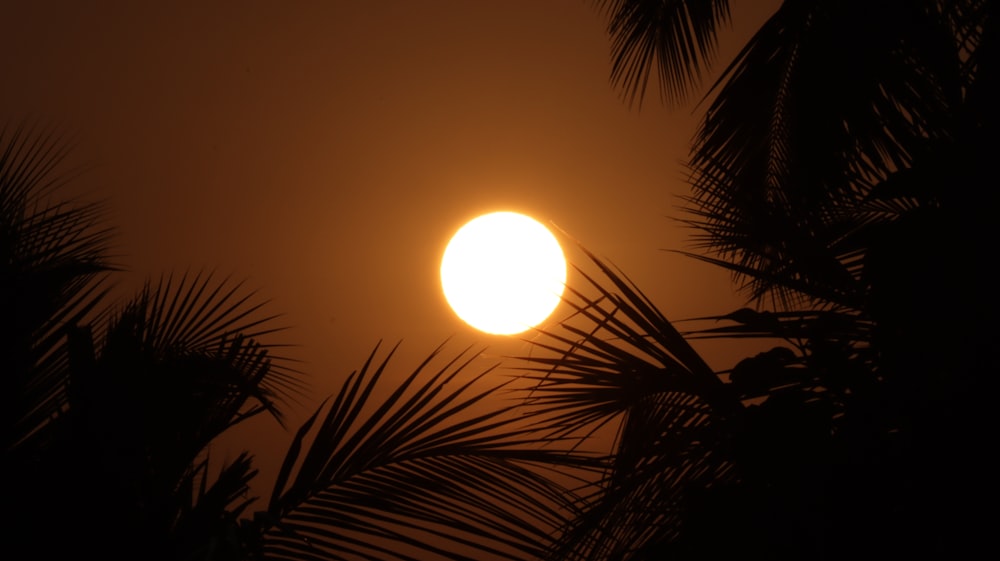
529, 1, 998, 558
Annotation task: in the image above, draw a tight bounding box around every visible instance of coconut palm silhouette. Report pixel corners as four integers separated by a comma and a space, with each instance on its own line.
6, 0, 996, 558
513, 1, 997, 559
1, 126, 601, 561
1, 125, 304, 560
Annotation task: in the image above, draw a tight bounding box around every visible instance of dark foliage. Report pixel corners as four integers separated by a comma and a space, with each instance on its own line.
2, 125, 602, 561
546, 0, 999, 558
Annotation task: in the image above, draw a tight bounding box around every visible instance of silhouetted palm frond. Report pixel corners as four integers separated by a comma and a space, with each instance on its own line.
31, 273, 305, 560
70, 272, 303, 483
174, 453, 260, 561
1, 125, 297, 560
595, 1, 992, 310
594, 0, 732, 107
682, 0, 987, 306
516, 249, 742, 560
1, 123, 114, 452
584, 2, 997, 557
684, 307, 871, 350
262, 342, 605, 561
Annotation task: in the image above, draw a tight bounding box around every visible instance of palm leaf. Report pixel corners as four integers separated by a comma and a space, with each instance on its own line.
59, 271, 307, 508
173, 452, 260, 561
25, 272, 306, 556
97, 271, 305, 422
516, 250, 742, 560
682, 0, 979, 307
262, 342, 604, 561
24, 274, 304, 559
1, 123, 114, 452
595, 0, 732, 107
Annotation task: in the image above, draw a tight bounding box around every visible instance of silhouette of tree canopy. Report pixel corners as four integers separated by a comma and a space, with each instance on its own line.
1, 126, 604, 561
6, 1, 997, 558
2, 125, 304, 560
514, 1, 996, 558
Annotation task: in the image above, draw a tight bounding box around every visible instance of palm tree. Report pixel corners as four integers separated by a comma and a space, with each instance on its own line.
1, 124, 304, 559
2, 124, 118, 555
8, 0, 993, 552
254, 342, 603, 561
54, 272, 303, 560
2, 125, 603, 561
513, 1, 998, 558
1, 124, 113, 455
599, 0, 994, 308
520, 252, 880, 559
516, 250, 745, 560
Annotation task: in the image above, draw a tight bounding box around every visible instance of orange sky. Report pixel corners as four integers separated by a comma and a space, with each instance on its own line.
2, 0, 779, 493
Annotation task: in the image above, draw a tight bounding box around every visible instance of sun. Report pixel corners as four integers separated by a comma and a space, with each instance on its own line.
441, 212, 566, 335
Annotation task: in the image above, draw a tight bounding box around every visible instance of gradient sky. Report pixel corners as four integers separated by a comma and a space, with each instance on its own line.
2, 0, 778, 492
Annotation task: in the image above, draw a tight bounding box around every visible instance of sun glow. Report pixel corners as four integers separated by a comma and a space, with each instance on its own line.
441, 212, 566, 335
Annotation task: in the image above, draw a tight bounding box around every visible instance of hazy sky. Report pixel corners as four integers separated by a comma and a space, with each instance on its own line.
2, 0, 778, 491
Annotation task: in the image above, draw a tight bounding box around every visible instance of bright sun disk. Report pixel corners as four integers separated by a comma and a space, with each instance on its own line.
440, 212, 566, 335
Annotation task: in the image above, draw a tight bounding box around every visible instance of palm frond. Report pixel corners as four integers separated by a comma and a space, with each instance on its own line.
262, 342, 604, 561
99, 271, 306, 418
519, 247, 737, 426
595, 0, 732, 107
21, 271, 305, 553
515, 250, 742, 560
1, 123, 114, 452
683, 0, 972, 306
40, 272, 303, 521
684, 307, 871, 346
173, 452, 260, 561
